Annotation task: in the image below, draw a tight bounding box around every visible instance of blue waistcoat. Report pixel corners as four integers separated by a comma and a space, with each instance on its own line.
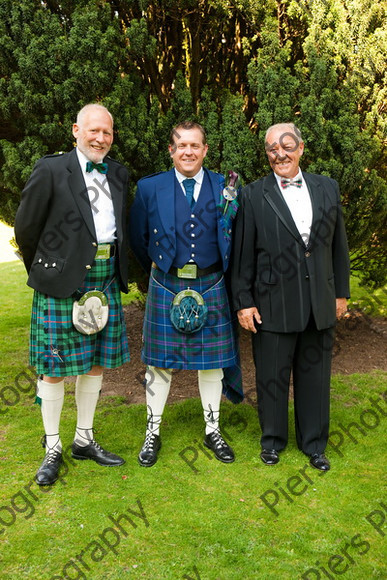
173, 173, 221, 269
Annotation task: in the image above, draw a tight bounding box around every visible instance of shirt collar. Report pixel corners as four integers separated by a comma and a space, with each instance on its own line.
174, 167, 204, 185
76, 148, 92, 174
75, 147, 107, 174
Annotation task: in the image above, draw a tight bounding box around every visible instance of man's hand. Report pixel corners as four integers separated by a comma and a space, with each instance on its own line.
237, 307, 262, 333
336, 297, 347, 319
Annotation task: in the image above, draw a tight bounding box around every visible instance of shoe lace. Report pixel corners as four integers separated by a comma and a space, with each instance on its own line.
145, 405, 161, 435
208, 429, 227, 449
89, 439, 103, 452
143, 431, 158, 450
43, 449, 61, 465
41, 434, 62, 458
205, 404, 217, 425
204, 404, 221, 432
75, 427, 94, 446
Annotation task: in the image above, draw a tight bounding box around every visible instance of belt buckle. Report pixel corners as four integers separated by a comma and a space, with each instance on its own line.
95, 244, 110, 260
177, 264, 197, 279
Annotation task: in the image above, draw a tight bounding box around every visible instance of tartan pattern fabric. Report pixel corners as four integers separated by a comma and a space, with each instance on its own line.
142, 267, 239, 371
30, 258, 130, 376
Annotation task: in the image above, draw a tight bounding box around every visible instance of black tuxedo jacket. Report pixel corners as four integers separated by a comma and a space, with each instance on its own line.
231, 172, 350, 332
15, 148, 129, 298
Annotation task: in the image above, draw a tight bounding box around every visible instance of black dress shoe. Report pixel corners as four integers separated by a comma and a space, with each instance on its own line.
310, 453, 330, 471
35, 450, 62, 485
71, 440, 125, 466
260, 449, 279, 465
138, 433, 161, 467
204, 431, 235, 463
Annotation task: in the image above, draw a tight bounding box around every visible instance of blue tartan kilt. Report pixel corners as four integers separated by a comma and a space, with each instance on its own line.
29, 257, 130, 376
142, 267, 239, 370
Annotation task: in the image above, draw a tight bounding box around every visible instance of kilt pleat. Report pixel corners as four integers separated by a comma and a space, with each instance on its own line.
29, 257, 130, 376
142, 267, 239, 371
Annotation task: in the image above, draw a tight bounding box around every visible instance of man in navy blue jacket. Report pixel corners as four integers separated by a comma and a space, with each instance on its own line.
130, 121, 242, 467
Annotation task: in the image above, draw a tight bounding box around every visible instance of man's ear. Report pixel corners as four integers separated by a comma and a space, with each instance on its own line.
168, 143, 176, 157
299, 141, 305, 157
72, 123, 79, 139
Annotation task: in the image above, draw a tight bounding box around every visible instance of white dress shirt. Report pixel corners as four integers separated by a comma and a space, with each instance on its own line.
274, 170, 313, 246
76, 148, 116, 243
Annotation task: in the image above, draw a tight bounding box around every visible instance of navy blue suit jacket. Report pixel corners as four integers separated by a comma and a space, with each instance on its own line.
129, 168, 232, 273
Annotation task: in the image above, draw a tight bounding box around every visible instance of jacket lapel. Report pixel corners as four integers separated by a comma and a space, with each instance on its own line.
205, 167, 226, 247
156, 169, 176, 246
205, 167, 223, 207
303, 172, 325, 249
263, 172, 304, 245
67, 149, 96, 239
106, 158, 124, 242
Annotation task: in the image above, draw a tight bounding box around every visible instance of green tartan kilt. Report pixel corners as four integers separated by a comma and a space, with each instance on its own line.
29, 257, 130, 376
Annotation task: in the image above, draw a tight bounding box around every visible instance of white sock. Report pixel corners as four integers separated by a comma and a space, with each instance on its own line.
37, 379, 64, 453
198, 369, 224, 434
74, 374, 103, 446
145, 367, 172, 436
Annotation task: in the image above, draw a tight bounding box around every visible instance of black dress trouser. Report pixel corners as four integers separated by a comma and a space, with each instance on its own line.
252, 316, 335, 455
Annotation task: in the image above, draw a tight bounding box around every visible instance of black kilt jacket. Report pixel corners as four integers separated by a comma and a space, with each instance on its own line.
14, 149, 129, 298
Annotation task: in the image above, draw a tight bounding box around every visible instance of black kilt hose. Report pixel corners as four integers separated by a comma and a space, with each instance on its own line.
142, 267, 243, 401
30, 257, 130, 377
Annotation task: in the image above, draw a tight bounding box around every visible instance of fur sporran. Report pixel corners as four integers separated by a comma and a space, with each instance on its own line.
72, 290, 109, 335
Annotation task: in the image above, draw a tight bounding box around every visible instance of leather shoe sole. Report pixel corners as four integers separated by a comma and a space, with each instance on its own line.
260, 449, 279, 465
310, 453, 330, 471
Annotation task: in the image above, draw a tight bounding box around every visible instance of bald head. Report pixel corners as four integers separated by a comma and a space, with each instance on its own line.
76, 104, 113, 127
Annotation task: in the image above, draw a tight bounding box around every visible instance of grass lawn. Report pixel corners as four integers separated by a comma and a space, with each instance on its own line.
0, 261, 386, 580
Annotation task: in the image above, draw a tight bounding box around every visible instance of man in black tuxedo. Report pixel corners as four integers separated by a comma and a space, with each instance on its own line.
231, 122, 350, 471
15, 104, 130, 485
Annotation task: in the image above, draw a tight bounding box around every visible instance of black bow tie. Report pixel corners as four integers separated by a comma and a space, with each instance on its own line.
86, 161, 108, 174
